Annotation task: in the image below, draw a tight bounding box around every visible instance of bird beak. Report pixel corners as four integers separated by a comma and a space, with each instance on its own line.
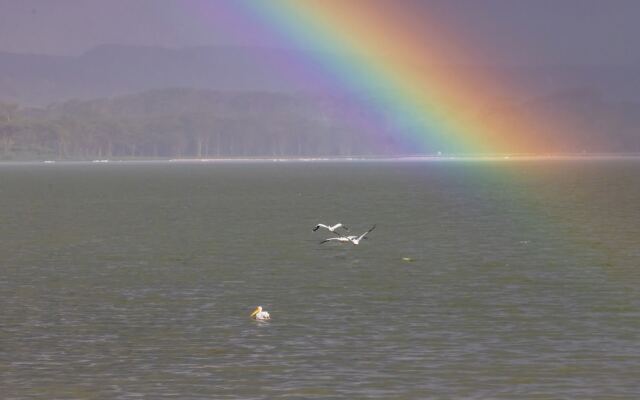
250, 307, 260, 317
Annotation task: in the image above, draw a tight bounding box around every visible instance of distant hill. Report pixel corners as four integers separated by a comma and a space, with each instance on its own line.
0, 45, 331, 106
2, 44, 640, 106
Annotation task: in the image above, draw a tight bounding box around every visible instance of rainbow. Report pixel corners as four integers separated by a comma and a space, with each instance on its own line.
178, 2, 635, 291
203, 0, 562, 155
179, 2, 636, 284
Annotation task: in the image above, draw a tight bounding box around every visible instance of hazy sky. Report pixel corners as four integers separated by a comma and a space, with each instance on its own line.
1, 0, 639, 65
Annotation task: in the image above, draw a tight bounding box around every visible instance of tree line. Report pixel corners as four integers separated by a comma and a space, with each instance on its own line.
1, 87, 639, 160
0, 88, 407, 160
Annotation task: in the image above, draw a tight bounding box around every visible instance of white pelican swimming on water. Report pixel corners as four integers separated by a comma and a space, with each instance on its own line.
313, 223, 348, 233
250, 306, 271, 321
320, 225, 376, 245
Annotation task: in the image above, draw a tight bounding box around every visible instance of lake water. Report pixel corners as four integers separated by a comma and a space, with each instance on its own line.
1, 159, 639, 399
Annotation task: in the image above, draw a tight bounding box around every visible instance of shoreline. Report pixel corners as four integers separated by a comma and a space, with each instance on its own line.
1, 153, 640, 165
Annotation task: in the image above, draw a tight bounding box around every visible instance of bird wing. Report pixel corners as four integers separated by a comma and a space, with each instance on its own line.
321, 236, 350, 244
357, 224, 376, 241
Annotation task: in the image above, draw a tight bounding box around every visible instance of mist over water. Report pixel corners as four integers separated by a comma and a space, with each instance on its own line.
1, 160, 639, 399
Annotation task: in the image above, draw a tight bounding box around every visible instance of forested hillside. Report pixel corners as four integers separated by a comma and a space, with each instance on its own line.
1, 86, 639, 160
1, 45, 640, 159
0, 89, 401, 159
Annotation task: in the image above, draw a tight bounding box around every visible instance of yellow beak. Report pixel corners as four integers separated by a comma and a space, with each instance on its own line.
250, 307, 260, 318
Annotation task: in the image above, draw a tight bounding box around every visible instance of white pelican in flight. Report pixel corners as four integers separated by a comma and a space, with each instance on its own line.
320, 225, 376, 245
250, 306, 271, 321
320, 235, 356, 244
313, 223, 348, 233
